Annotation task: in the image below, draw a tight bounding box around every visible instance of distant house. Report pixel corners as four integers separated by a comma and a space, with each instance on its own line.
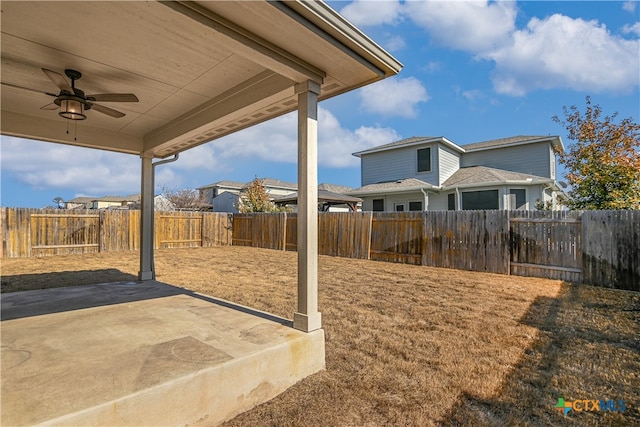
66, 196, 95, 210
91, 195, 140, 209
348, 136, 567, 211
196, 178, 296, 213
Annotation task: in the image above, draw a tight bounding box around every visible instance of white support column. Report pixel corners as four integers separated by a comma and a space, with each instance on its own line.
293, 80, 322, 332
138, 154, 154, 281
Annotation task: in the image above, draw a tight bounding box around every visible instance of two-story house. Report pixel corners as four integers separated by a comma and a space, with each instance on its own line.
348, 135, 567, 211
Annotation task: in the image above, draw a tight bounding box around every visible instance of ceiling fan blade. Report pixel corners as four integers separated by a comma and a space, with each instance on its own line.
90, 103, 126, 118
1, 81, 57, 97
87, 93, 139, 102
40, 103, 58, 110
41, 68, 73, 93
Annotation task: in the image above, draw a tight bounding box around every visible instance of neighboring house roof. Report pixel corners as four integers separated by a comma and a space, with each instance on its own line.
242, 178, 298, 191
66, 196, 95, 204
442, 166, 552, 189
352, 136, 463, 157
348, 178, 437, 196
275, 190, 362, 204
352, 135, 564, 158
461, 135, 564, 153
318, 183, 353, 194
196, 180, 245, 190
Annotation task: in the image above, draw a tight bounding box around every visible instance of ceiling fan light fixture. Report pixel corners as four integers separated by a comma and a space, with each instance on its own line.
59, 98, 86, 120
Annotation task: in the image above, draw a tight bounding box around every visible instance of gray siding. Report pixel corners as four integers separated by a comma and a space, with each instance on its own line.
461, 143, 552, 177
361, 143, 441, 186
438, 146, 461, 185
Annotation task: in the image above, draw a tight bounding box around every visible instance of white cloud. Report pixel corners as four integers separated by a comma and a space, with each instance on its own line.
359, 76, 429, 117
405, 0, 517, 52
210, 107, 400, 168
622, 22, 640, 36
384, 34, 407, 52
623, 1, 636, 13
0, 137, 140, 194
1, 107, 402, 197
340, 0, 403, 27
487, 14, 640, 96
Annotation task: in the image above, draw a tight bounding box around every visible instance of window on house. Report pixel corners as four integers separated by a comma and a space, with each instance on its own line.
461, 190, 499, 210
409, 201, 422, 211
417, 148, 431, 173
394, 203, 405, 212
372, 199, 384, 212
448, 193, 456, 210
509, 189, 526, 209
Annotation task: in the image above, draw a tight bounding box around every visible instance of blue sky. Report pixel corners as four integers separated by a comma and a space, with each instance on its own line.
2, 0, 639, 208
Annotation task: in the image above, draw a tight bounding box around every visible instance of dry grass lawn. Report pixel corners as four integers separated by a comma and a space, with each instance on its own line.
1, 246, 638, 426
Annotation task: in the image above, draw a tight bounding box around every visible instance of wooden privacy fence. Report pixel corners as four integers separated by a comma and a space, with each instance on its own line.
233, 210, 639, 291
1, 208, 232, 258
2, 208, 638, 290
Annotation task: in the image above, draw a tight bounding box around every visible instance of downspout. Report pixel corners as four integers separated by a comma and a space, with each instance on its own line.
455, 187, 460, 210
149, 154, 179, 278
420, 188, 429, 211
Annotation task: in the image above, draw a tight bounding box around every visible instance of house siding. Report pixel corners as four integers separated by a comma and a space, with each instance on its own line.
461, 143, 552, 178
438, 146, 460, 186
361, 143, 440, 186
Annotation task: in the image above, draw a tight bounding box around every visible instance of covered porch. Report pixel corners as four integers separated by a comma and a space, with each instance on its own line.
0, 1, 400, 424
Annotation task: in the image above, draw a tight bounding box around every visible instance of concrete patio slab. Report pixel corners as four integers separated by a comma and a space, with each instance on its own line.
1, 281, 325, 426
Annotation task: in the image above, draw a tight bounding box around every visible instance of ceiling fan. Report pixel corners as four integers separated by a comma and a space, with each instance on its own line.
4, 68, 139, 120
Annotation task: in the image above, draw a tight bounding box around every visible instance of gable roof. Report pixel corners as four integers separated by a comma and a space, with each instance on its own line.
197, 180, 245, 190
352, 135, 564, 159
243, 178, 298, 191
443, 166, 551, 188
318, 183, 353, 194
462, 135, 564, 152
348, 178, 437, 196
352, 136, 463, 157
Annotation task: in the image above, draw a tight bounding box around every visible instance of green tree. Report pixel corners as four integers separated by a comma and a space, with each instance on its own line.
552, 96, 640, 210
237, 177, 285, 213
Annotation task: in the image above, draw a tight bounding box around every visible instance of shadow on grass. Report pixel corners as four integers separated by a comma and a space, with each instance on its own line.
439, 282, 640, 426
1, 269, 138, 293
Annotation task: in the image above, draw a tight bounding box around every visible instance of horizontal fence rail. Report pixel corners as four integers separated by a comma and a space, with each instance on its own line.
2, 208, 638, 290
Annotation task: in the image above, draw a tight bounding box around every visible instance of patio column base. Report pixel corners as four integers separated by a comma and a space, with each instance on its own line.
293, 311, 322, 333
138, 271, 154, 281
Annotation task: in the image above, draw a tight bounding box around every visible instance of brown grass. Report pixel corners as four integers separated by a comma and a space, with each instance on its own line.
1, 246, 638, 426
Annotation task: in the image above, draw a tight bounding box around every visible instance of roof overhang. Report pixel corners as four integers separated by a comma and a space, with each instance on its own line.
1, 1, 401, 158
352, 136, 463, 157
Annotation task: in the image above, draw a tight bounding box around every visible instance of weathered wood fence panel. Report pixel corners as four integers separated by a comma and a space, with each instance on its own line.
319, 212, 371, 259
202, 213, 232, 247
156, 212, 203, 249
1, 209, 231, 257
423, 211, 509, 273
582, 210, 640, 291
509, 213, 583, 282
30, 211, 100, 256
370, 212, 423, 265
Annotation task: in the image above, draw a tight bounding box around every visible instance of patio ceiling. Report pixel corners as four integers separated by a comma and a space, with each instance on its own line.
0, 0, 401, 158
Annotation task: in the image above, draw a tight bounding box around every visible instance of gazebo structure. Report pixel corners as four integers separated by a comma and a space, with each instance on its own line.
275, 189, 363, 211
1, 1, 401, 425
